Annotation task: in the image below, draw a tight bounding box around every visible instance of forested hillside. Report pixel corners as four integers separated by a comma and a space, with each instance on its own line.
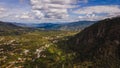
66, 17, 120, 68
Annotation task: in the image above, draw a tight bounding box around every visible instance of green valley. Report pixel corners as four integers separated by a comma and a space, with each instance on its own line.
0, 30, 78, 68
0, 17, 120, 68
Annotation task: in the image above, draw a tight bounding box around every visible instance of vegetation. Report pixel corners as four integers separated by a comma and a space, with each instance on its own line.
0, 30, 78, 68
0, 17, 120, 68
66, 17, 120, 68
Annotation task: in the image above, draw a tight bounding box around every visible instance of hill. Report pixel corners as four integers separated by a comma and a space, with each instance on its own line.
0, 21, 33, 35
66, 17, 120, 67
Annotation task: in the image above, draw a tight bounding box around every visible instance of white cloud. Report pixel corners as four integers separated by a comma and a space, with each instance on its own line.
2, 0, 120, 23
0, 0, 89, 23
0, 7, 6, 14
0, 7, 5, 12
30, 0, 86, 20
15, 12, 34, 19
0, 6, 35, 23
74, 5, 120, 20
0, 6, 9, 18
74, 5, 120, 14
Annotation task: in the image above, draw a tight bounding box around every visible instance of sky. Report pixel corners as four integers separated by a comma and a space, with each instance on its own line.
0, 0, 120, 23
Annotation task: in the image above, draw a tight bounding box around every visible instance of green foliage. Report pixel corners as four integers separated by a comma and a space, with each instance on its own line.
1, 17, 120, 68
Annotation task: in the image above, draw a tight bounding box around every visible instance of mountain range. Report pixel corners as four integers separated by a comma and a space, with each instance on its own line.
13, 21, 95, 31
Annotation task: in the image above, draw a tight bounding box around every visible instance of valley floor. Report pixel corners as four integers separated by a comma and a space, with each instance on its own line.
0, 31, 78, 68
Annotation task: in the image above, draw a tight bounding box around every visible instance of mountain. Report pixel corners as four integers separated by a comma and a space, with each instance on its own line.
13, 23, 33, 27
67, 17, 120, 67
14, 21, 95, 31
55, 21, 95, 31
0, 21, 33, 35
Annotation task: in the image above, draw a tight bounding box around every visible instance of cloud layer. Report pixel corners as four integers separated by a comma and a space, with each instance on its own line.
30, 0, 79, 19
74, 5, 120, 20
0, 0, 120, 23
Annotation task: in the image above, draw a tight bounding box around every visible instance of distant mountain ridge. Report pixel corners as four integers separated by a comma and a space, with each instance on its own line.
57, 21, 95, 31
14, 21, 95, 31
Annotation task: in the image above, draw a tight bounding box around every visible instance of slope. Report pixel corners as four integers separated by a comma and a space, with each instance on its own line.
67, 17, 120, 68
0, 21, 32, 35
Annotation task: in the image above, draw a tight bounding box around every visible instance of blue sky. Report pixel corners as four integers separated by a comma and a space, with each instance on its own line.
0, 0, 120, 23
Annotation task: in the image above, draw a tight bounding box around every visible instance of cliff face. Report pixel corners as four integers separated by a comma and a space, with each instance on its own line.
67, 17, 120, 67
